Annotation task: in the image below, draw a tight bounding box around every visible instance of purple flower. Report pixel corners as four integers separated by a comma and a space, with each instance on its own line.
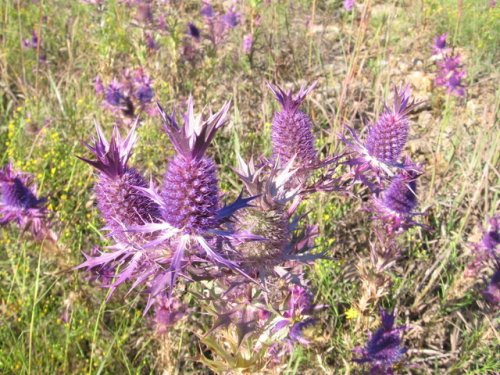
98, 69, 156, 118
264, 284, 326, 352
372, 170, 422, 233
242, 33, 253, 54
145, 31, 159, 52
342, 86, 421, 178
77, 124, 161, 241
122, 97, 255, 303
353, 310, 408, 373
22, 30, 39, 49
104, 80, 125, 107
0, 163, 52, 240
153, 294, 188, 333
343, 0, 355, 11
434, 52, 467, 97
466, 215, 499, 277
201, 1, 214, 18
222, 8, 240, 28
268, 82, 319, 181
432, 33, 448, 55
483, 269, 500, 306
187, 22, 201, 40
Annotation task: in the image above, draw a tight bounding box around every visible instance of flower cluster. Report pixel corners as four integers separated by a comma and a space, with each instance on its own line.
95, 68, 156, 120
342, 87, 425, 234
77, 77, 344, 369
0, 163, 54, 241
353, 310, 408, 374
432, 33, 466, 97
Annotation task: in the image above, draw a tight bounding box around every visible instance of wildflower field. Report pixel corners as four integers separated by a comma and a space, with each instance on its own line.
0, 0, 498, 373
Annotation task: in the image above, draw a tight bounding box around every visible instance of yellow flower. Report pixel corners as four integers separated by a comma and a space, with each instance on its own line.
345, 307, 359, 320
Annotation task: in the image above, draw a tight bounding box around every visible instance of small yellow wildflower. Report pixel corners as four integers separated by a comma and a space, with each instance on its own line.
345, 307, 360, 320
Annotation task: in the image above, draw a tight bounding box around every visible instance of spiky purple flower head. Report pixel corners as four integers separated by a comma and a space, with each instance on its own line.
483, 268, 500, 306
342, 86, 421, 179
187, 22, 201, 40
434, 49, 467, 97
0, 163, 52, 240
432, 33, 448, 55
353, 310, 408, 374
98, 69, 156, 118
365, 87, 418, 166
372, 170, 422, 233
159, 97, 230, 233
343, 0, 355, 11
201, 1, 214, 18
222, 7, 240, 28
466, 215, 499, 277
268, 82, 319, 181
78, 123, 161, 241
153, 294, 189, 333
242, 33, 253, 54
122, 97, 255, 303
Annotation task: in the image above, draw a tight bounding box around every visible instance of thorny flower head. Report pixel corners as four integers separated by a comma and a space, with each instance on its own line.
343, 0, 355, 11
97, 68, 156, 119
353, 310, 408, 374
371, 170, 423, 234
267, 81, 342, 193
432, 33, 449, 55
124, 97, 255, 306
77, 123, 162, 241
342, 86, 422, 181
433, 39, 467, 97
483, 268, 500, 306
466, 215, 499, 277
153, 294, 189, 333
0, 163, 53, 240
76, 124, 165, 300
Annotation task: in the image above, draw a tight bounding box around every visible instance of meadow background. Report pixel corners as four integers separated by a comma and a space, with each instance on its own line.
0, 0, 498, 373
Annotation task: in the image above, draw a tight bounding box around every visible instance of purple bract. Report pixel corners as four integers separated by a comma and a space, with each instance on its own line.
353, 310, 408, 374
0, 163, 51, 240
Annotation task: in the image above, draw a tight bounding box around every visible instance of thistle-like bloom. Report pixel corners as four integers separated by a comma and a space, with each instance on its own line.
343, 0, 355, 11
466, 215, 499, 277
0, 163, 52, 240
372, 171, 422, 233
342, 86, 421, 178
483, 269, 500, 306
126, 97, 254, 304
432, 33, 449, 55
187, 22, 201, 40
153, 294, 189, 333
97, 69, 156, 118
76, 124, 165, 300
271, 285, 322, 346
242, 33, 253, 54
434, 50, 466, 97
234, 157, 297, 269
78, 123, 162, 242
268, 82, 319, 183
353, 310, 408, 374
222, 8, 240, 28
